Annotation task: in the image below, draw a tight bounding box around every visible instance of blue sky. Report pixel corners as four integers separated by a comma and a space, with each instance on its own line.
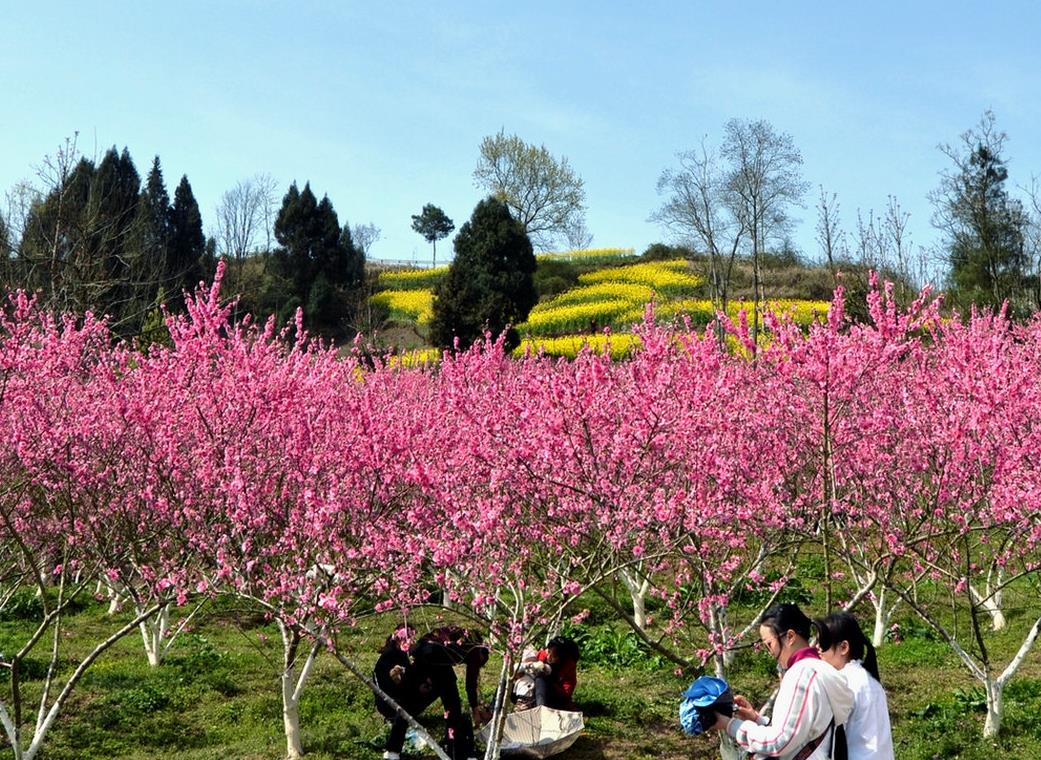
3, 2, 1040, 271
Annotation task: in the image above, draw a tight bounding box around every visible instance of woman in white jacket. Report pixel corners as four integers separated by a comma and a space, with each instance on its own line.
815, 612, 895, 760
712, 604, 853, 760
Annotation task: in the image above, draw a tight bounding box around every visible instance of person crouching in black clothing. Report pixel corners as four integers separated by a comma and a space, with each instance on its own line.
374, 626, 414, 722
380, 625, 490, 760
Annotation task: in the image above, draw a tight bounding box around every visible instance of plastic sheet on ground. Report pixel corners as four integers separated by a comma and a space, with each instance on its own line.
478, 706, 584, 758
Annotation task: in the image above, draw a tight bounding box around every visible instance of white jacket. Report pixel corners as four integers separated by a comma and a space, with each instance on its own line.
842, 660, 894, 760
728, 656, 854, 760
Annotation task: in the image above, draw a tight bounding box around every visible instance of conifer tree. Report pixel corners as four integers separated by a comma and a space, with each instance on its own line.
168, 175, 206, 305
430, 197, 536, 351
273, 182, 365, 335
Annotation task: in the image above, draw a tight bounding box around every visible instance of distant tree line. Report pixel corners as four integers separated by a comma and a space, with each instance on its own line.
3, 141, 209, 337
653, 110, 1041, 321
0, 138, 369, 340
3, 115, 1037, 351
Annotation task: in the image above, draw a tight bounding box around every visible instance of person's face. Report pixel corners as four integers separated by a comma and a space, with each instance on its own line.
759, 625, 783, 662
818, 639, 850, 670
545, 646, 560, 665
759, 625, 796, 668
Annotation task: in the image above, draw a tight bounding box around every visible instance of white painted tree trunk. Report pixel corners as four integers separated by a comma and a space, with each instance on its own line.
617, 567, 650, 631
482, 655, 512, 760
869, 587, 900, 647
106, 582, 124, 615
719, 734, 746, 760
0, 604, 164, 760
941, 614, 1039, 742
983, 678, 1004, 739
277, 622, 319, 760
139, 604, 170, 667
969, 575, 1007, 631
281, 672, 304, 760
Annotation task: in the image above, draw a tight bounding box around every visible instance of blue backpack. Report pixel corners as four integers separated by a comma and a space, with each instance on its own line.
679, 676, 735, 736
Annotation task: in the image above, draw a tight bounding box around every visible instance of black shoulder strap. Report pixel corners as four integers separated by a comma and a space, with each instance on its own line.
791, 717, 834, 760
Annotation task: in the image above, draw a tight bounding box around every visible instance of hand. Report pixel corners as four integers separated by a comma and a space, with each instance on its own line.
733, 694, 759, 722
388, 665, 405, 684
472, 705, 492, 726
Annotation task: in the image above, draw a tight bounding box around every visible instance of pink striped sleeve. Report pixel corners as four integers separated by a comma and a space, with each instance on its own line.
733, 667, 818, 756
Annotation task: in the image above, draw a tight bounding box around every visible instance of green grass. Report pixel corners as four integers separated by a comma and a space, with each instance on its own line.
2, 576, 1040, 759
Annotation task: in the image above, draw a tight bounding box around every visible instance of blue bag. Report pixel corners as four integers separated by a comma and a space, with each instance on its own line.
679, 676, 735, 736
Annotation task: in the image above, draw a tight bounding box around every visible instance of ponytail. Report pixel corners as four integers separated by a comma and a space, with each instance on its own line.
816, 612, 881, 682
861, 637, 880, 681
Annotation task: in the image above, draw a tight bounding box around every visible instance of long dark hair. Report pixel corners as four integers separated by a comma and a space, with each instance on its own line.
815, 612, 880, 681
547, 635, 580, 663
759, 603, 813, 641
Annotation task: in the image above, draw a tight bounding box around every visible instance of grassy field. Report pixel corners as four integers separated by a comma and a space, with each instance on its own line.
3, 582, 1041, 760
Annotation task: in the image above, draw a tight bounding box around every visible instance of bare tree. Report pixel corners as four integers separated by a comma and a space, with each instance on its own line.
214, 174, 278, 259
563, 216, 593, 250
3, 180, 41, 252
1023, 178, 1041, 309
652, 140, 745, 330
815, 187, 846, 289
351, 222, 381, 257
473, 129, 586, 250
929, 111, 1028, 308
722, 119, 808, 345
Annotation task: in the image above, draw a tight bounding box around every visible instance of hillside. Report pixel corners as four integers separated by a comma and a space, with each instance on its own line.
367, 247, 840, 358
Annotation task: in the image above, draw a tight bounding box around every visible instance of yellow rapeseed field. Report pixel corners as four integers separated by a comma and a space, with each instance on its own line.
370, 289, 435, 325
519, 299, 636, 336
514, 333, 643, 359
546, 282, 656, 307
577, 259, 703, 293
536, 247, 637, 265
376, 267, 449, 290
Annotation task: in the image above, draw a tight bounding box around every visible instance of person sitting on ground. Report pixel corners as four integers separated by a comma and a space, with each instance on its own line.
511, 647, 552, 711
533, 635, 580, 711
382, 625, 491, 760
815, 612, 894, 760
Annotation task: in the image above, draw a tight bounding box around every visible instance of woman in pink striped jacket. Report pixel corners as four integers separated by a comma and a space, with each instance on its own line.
712, 604, 854, 760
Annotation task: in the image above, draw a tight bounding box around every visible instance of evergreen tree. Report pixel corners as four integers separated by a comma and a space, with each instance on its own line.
273, 182, 365, 335
18, 157, 95, 305
137, 157, 172, 274
17, 147, 148, 329
429, 197, 536, 351
337, 223, 366, 293
168, 175, 206, 305
89, 147, 142, 322
931, 111, 1029, 309
0, 212, 10, 287
410, 203, 454, 266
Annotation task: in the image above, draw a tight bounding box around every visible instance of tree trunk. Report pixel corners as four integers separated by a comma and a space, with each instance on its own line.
278, 622, 306, 759
983, 678, 1004, 738
719, 734, 746, 760
617, 567, 649, 631
482, 654, 512, 760
281, 674, 304, 760
139, 604, 170, 668
872, 592, 888, 648
970, 583, 1007, 632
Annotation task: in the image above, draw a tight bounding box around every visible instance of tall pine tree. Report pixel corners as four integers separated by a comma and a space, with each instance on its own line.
137, 157, 171, 274
168, 175, 206, 306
